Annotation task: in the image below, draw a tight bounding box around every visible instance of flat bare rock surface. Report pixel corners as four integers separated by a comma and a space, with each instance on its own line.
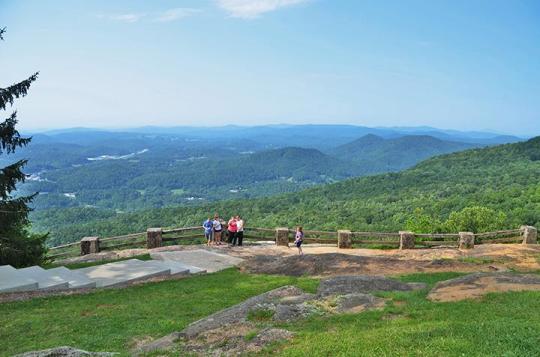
14, 346, 116, 357
318, 275, 426, 296
428, 272, 540, 302
150, 249, 243, 273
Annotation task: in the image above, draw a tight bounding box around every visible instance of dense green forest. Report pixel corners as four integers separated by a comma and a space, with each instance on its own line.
34, 136, 540, 246
2, 129, 490, 212
330, 134, 475, 174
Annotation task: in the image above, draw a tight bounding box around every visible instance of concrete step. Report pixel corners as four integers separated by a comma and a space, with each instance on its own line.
141, 259, 202, 275
75, 259, 171, 288
17, 266, 70, 291
0, 265, 39, 293
46, 266, 97, 289
150, 249, 243, 273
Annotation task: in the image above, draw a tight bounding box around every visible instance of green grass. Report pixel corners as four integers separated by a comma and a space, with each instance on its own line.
0, 268, 317, 357
2, 270, 540, 356
458, 256, 495, 265
271, 272, 540, 356
44, 254, 153, 270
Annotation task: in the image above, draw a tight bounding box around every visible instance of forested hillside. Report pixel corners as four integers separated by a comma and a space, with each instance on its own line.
330, 134, 476, 174
34, 137, 540, 246
5, 127, 500, 212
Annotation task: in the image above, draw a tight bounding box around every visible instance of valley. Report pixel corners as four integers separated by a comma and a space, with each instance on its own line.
12, 125, 533, 247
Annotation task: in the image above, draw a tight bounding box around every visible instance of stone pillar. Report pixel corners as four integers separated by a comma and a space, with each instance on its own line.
80, 236, 100, 255
459, 232, 475, 249
337, 230, 352, 249
147, 228, 163, 249
521, 226, 537, 244
275, 228, 289, 247
399, 231, 415, 250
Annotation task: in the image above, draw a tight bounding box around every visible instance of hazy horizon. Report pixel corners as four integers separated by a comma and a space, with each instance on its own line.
2, 0, 539, 135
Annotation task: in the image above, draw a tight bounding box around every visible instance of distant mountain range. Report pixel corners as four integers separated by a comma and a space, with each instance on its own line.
26, 124, 525, 149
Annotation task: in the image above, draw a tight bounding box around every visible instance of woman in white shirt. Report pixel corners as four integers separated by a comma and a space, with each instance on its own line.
213, 214, 223, 245
235, 215, 244, 246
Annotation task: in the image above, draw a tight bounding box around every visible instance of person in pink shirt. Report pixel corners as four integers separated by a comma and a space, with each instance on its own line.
227, 216, 238, 246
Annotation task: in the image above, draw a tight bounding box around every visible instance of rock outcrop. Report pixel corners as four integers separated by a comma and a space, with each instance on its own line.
14, 346, 117, 357
135, 275, 426, 355
428, 272, 540, 302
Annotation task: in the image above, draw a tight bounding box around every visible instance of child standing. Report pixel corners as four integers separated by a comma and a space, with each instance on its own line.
203, 216, 214, 246
294, 226, 304, 255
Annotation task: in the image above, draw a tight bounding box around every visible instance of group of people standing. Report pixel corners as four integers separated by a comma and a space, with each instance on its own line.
202, 214, 244, 247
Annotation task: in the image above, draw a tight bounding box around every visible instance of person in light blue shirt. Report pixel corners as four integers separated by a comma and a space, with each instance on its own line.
203, 216, 214, 246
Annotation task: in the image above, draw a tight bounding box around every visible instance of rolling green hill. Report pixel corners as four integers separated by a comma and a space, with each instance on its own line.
330, 134, 477, 174
33, 137, 540, 246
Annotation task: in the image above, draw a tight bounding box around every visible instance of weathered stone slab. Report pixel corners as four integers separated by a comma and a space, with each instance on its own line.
76, 259, 171, 287
17, 266, 70, 291
317, 275, 426, 297
14, 346, 117, 357
0, 265, 38, 293
428, 272, 540, 302
46, 267, 97, 289
150, 250, 242, 273
180, 286, 308, 338
335, 293, 386, 313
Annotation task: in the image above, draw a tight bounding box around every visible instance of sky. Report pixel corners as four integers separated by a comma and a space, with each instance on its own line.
0, 0, 539, 135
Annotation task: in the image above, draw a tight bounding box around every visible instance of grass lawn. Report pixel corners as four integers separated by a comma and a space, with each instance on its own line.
275, 272, 540, 356
0, 269, 317, 356
1, 270, 540, 356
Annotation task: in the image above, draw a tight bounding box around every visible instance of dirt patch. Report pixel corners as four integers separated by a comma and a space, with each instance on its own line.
427, 272, 540, 302
240, 253, 501, 277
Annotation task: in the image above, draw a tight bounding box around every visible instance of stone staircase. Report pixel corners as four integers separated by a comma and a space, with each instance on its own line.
0, 251, 234, 294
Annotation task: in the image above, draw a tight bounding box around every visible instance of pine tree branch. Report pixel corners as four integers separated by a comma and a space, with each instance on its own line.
0, 159, 28, 199
0, 72, 39, 111
0, 27, 5, 41
0, 111, 32, 155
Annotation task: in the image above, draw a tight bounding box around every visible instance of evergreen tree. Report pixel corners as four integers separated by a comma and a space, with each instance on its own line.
0, 27, 47, 267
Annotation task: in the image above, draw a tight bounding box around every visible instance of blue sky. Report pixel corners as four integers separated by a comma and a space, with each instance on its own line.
1, 0, 539, 135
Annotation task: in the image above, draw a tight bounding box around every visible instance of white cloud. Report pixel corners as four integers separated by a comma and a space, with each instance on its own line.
155, 8, 200, 22
97, 13, 146, 23
216, 0, 308, 19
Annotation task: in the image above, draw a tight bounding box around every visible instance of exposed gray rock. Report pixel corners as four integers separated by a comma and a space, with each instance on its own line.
317, 275, 427, 297
136, 276, 426, 354
335, 293, 386, 313
14, 346, 117, 357
179, 285, 306, 338
428, 272, 540, 301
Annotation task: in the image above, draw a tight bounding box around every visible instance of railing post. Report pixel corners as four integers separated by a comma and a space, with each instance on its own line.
521, 226, 537, 244
338, 230, 352, 249
399, 231, 415, 250
275, 227, 289, 247
459, 232, 475, 249
80, 236, 100, 255
147, 228, 163, 249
